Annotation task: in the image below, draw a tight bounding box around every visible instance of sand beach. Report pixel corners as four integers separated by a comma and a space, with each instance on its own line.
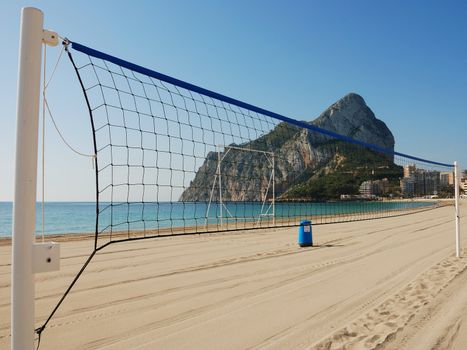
0, 202, 466, 349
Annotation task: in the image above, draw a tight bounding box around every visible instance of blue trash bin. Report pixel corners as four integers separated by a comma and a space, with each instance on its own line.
298, 220, 313, 247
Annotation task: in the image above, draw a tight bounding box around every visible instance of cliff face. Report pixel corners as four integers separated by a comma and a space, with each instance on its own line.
311, 93, 394, 150
179, 93, 397, 202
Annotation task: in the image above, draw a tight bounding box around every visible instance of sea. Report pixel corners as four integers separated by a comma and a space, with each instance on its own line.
0, 201, 436, 237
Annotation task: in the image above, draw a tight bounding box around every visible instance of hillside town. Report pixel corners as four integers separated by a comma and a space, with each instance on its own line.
353, 165, 467, 199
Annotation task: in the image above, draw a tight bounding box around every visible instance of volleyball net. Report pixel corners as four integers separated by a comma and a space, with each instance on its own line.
65, 41, 455, 250
31, 38, 458, 339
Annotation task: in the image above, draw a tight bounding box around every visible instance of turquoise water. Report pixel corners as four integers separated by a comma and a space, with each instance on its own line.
0, 201, 435, 237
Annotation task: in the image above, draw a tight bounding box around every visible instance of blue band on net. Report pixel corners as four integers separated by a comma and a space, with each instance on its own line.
70, 41, 453, 168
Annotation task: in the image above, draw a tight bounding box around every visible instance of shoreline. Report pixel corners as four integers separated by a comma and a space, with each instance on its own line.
0, 201, 448, 246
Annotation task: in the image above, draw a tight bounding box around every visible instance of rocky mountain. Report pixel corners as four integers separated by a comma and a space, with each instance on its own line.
179, 93, 399, 202
311, 93, 394, 150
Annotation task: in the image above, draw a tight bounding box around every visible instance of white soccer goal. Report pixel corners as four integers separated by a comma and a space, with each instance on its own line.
205, 145, 275, 228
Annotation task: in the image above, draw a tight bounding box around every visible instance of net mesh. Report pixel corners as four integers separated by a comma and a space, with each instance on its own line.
34, 41, 457, 338
66, 43, 455, 249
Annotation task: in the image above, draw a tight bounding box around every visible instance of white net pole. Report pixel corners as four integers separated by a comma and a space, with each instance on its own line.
454, 161, 461, 258
272, 154, 275, 225
218, 147, 223, 228
11, 7, 43, 350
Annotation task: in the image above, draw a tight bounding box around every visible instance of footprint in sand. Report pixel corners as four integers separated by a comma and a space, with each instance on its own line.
370, 334, 380, 342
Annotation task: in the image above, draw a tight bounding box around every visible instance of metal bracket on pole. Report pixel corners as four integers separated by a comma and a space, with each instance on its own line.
42, 29, 58, 46
32, 242, 60, 273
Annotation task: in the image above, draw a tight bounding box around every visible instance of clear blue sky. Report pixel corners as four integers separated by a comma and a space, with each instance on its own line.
1, 0, 466, 201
